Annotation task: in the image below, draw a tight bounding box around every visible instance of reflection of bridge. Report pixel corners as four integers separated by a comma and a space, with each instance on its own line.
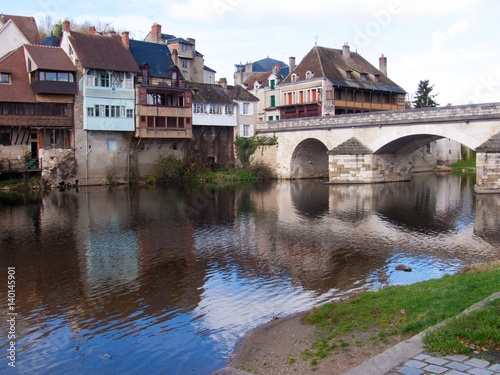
256, 103, 500, 193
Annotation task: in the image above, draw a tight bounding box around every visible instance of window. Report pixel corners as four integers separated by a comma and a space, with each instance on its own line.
87, 107, 94, 117
210, 104, 222, 114
270, 95, 276, 107
125, 73, 133, 89
45, 72, 58, 81
107, 139, 116, 151
270, 79, 275, 89
194, 103, 206, 113
268, 116, 273, 121
0, 133, 11, 145
1, 73, 10, 84
100, 71, 110, 87
375, 75, 380, 83
225, 105, 234, 115
291, 74, 297, 82
275, 115, 279, 120
346, 71, 352, 79
306, 71, 313, 79
86, 70, 95, 86
180, 44, 188, 53
182, 60, 188, 72
360, 73, 367, 82
242, 103, 249, 115
142, 67, 149, 85
126, 109, 133, 118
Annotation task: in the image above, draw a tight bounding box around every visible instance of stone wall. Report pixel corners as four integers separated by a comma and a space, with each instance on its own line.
475, 152, 500, 193
40, 148, 77, 187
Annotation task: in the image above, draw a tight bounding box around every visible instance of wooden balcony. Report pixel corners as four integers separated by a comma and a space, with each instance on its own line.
135, 127, 192, 139
334, 100, 405, 111
31, 81, 77, 95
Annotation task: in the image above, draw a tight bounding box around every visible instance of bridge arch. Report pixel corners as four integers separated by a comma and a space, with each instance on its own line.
290, 138, 329, 179
368, 125, 483, 154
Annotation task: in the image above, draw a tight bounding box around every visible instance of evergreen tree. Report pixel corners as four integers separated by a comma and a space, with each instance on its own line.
412, 79, 439, 108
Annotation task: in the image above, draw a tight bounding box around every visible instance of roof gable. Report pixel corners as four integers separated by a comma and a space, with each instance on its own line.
0, 15, 40, 45
68, 32, 140, 72
187, 82, 235, 104
24, 44, 77, 72
244, 71, 272, 89
0, 47, 36, 102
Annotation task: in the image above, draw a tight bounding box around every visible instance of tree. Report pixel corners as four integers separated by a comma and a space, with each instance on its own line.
412, 79, 439, 108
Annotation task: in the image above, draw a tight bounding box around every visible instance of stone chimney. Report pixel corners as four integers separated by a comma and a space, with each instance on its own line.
62, 20, 70, 33
218, 77, 227, 89
342, 43, 351, 59
379, 54, 388, 76
272, 64, 280, 75
122, 31, 130, 49
245, 61, 253, 74
151, 23, 162, 43
187, 38, 195, 47
88, 26, 96, 35
289, 56, 296, 73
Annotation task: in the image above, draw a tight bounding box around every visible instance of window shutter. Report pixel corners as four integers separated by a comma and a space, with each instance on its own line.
249, 124, 255, 137
249, 103, 254, 115
239, 103, 244, 115
240, 124, 244, 137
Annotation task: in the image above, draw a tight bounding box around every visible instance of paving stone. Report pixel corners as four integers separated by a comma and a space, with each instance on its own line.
423, 364, 448, 374
487, 364, 500, 372
404, 360, 427, 369
467, 368, 494, 375
445, 355, 470, 362
464, 358, 491, 369
397, 366, 425, 375
446, 361, 472, 371
425, 357, 450, 366
446, 371, 468, 375
414, 354, 431, 361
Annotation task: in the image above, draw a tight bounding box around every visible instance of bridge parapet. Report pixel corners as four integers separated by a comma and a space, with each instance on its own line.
257, 102, 500, 133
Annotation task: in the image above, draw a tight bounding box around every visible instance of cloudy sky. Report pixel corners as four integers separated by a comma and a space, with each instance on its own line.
5, 0, 500, 106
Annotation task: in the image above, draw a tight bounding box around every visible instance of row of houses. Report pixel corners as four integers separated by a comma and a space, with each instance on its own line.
0, 17, 259, 185
0, 15, 462, 186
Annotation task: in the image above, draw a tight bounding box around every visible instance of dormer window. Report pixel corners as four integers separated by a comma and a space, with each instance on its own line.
306, 71, 313, 80
291, 73, 298, 82
375, 75, 380, 83
346, 71, 352, 79
1, 73, 11, 84
180, 44, 188, 53
360, 73, 367, 82
270, 79, 275, 89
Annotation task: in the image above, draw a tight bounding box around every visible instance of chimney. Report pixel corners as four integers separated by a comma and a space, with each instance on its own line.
88, 26, 96, 35
342, 43, 351, 59
187, 38, 195, 47
122, 31, 130, 49
218, 77, 227, 89
379, 54, 388, 76
245, 61, 253, 74
272, 64, 280, 75
151, 23, 162, 43
62, 20, 70, 33
289, 56, 296, 73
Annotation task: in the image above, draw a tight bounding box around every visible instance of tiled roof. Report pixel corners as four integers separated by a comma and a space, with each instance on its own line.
0, 14, 41, 45
204, 65, 216, 73
0, 47, 37, 102
68, 32, 140, 72
227, 85, 258, 101
129, 39, 180, 79
24, 44, 77, 72
281, 46, 406, 94
39, 35, 61, 47
187, 82, 235, 104
167, 37, 194, 46
253, 57, 287, 72
243, 71, 272, 89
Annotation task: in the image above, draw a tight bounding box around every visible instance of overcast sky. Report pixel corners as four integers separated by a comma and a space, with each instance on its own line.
4, 0, 500, 106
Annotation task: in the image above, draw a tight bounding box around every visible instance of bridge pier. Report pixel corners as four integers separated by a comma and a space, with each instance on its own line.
475, 152, 500, 194
327, 153, 412, 184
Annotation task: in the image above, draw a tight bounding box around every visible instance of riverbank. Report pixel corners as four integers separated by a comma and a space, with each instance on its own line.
225, 261, 500, 375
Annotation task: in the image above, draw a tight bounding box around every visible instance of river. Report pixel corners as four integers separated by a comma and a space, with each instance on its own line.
0, 173, 499, 374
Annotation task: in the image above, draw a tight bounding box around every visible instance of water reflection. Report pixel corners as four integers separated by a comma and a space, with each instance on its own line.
0, 173, 498, 375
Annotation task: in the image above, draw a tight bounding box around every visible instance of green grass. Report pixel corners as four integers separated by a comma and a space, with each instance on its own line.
301, 261, 500, 364
424, 298, 500, 355
450, 160, 476, 171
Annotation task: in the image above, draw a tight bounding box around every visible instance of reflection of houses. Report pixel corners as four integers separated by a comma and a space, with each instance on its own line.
0, 44, 76, 178
185, 82, 237, 164
128, 37, 193, 176
278, 44, 406, 119
60, 21, 140, 185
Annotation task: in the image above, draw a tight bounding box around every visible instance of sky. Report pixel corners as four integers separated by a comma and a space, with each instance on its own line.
4, 0, 500, 106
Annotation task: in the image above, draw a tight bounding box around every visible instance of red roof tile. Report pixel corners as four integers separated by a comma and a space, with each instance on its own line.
244, 71, 272, 89
24, 45, 77, 72
0, 14, 41, 45
68, 32, 140, 72
0, 47, 37, 102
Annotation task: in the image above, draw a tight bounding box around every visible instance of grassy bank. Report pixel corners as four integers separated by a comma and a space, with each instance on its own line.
450, 160, 476, 172
301, 261, 500, 366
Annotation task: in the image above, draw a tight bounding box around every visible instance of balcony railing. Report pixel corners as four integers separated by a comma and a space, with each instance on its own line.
0, 158, 42, 172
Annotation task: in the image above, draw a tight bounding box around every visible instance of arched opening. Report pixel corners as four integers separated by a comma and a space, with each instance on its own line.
290, 138, 329, 179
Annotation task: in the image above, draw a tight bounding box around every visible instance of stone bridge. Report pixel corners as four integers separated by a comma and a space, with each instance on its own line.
255, 102, 500, 193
